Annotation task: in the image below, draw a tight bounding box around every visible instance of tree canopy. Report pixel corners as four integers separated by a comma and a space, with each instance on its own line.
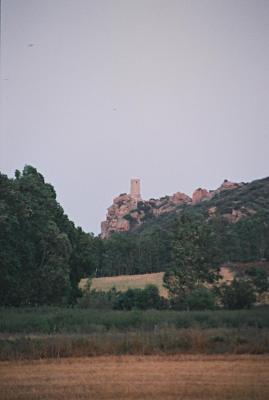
0, 166, 100, 305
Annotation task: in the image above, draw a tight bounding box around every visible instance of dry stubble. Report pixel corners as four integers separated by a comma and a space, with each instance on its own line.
1, 355, 269, 400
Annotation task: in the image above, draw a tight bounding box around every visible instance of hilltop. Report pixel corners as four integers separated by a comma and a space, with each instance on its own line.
98, 176, 269, 277
101, 177, 268, 238
136, 176, 269, 235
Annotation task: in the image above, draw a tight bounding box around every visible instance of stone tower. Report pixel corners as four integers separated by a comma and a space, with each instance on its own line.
130, 178, 141, 201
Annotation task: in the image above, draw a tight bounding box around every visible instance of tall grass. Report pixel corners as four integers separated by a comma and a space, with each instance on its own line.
1, 307, 268, 360
1, 328, 269, 360
0, 307, 268, 334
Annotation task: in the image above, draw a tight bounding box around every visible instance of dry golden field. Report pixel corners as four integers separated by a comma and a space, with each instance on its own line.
80, 271, 169, 297
1, 355, 269, 400
79, 267, 234, 298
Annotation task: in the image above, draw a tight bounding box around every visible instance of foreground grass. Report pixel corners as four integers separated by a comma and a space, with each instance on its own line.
1, 328, 269, 360
1, 355, 269, 400
1, 307, 268, 360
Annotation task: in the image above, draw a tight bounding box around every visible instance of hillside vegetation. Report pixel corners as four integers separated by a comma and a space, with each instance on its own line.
98, 177, 269, 277
1, 166, 268, 307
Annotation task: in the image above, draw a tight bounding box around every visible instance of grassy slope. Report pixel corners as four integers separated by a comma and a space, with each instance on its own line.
80, 271, 168, 297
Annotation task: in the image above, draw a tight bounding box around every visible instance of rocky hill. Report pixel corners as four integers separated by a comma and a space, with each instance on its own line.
99, 176, 269, 277
101, 179, 245, 238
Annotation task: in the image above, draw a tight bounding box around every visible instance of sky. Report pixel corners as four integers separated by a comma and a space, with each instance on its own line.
1, 0, 269, 234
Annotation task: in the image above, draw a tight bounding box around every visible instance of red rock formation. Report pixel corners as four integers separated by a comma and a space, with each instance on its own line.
149, 192, 191, 216
101, 193, 137, 238
171, 192, 191, 204
101, 184, 191, 238
217, 180, 241, 192
101, 178, 245, 238
222, 180, 238, 189
192, 188, 212, 204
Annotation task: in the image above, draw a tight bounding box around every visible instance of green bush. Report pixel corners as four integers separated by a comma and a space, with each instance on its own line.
186, 288, 216, 311
219, 279, 256, 310
246, 266, 269, 296
114, 285, 164, 310
77, 288, 118, 309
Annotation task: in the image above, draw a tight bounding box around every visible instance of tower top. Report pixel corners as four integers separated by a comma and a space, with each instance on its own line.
130, 178, 141, 200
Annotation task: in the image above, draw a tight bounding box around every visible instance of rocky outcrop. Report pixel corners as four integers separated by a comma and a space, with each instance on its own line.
192, 180, 244, 205
101, 193, 137, 238
192, 188, 213, 204
171, 192, 192, 204
101, 179, 247, 238
223, 207, 256, 223
101, 190, 191, 238
216, 179, 243, 193
149, 192, 192, 216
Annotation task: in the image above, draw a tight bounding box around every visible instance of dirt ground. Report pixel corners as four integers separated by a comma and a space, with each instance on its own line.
1, 355, 269, 400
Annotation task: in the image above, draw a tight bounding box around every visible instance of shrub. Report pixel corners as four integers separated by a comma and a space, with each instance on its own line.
77, 288, 118, 309
246, 266, 269, 296
219, 279, 256, 310
186, 288, 216, 311
114, 285, 163, 310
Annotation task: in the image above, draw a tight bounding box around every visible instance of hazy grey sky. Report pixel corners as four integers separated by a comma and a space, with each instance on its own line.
1, 0, 269, 234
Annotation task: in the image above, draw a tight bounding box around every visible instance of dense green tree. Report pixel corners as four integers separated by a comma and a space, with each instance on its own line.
185, 287, 216, 311
245, 266, 269, 300
137, 284, 162, 309
163, 214, 220, 306
0, 166, 100, 306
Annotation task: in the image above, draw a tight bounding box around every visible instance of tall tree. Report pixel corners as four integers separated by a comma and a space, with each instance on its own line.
0, 166, 101, 305
163, 214, 220, 306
